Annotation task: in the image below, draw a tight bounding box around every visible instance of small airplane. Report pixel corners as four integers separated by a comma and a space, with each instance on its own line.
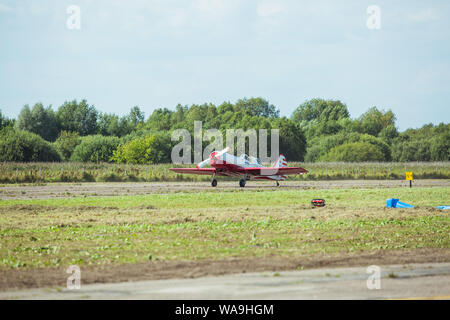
169, 147, 308, 187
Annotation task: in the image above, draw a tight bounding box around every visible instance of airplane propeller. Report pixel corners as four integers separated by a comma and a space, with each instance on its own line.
196, 147, 230, 168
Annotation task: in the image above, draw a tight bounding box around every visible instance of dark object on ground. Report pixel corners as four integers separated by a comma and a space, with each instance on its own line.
311, 199, 325, 207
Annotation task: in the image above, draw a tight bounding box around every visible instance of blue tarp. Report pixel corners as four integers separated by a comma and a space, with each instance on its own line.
387, 199, 449, 209
386, 198, 414, 208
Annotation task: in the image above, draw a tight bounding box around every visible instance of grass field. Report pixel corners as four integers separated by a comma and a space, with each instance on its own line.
0, 186, 448, 270
0, 161, 449, 184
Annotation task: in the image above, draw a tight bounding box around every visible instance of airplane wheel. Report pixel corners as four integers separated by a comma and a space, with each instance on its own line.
211, 179, 217, 187
239, 179, 246, 188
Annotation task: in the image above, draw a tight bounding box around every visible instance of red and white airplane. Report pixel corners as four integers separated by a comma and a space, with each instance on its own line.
169, 147, 308, 187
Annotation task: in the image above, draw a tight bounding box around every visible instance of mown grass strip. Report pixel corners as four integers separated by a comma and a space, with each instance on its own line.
0, 187, 448, 209
1, 215, 448, 269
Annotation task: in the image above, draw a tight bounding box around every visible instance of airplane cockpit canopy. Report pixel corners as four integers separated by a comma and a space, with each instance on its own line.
248, 156, 261, 165
240, 154, 262, 166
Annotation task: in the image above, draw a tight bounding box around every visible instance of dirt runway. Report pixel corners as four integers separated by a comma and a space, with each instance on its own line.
1, 248, 449, 292
2, 261, 450, 299
1, 179, 448, 200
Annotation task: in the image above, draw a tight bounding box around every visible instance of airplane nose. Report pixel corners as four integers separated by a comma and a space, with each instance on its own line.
209, 151, 218, 166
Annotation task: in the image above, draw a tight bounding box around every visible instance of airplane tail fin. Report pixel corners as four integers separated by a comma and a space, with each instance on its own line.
272, 154, 287, 168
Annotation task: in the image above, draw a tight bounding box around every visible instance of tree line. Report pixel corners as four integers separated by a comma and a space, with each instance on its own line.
0, 97, 448, 163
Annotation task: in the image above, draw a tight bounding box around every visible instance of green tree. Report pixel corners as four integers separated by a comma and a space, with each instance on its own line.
217, 101, 234, 114
97, 113, 121, 136
379, 124, 399, 145
56, 99, 98, 136
292, 98, 349, 123
173, 104, 188, 125
146, 108, 173, 131
357, 107, 396, 136
235, 97, 279, 118
392, 123, 449, 161
99, 106, 146, 137
0, 110, 14, 130
391, 139, 431, 161
272, 118, 307, 161
430, 132, 449, 161
128, 106, 145, 128
16, 103, 58, 141
292, 99, 350, 139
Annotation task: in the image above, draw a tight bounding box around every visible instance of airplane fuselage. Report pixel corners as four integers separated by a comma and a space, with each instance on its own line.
210, 152, 286, 181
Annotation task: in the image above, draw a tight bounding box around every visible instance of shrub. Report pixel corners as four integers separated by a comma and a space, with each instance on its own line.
305, 132, 390, 162
0, 128, 61, 162
320, 142, 385, 162
70, 135, 120, 162
111, 133, 172, 164
54, 131, 81, 161
348, 134, 391, 161
96, 172, 122, 182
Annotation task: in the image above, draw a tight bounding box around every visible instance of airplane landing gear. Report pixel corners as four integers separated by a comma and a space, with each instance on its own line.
276, 181, 280, 187
211, 173, 217, 187
239, 174, 248, 188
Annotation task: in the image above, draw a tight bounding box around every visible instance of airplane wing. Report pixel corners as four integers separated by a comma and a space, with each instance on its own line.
243, 167, 308, 176
169, 168, 216, 175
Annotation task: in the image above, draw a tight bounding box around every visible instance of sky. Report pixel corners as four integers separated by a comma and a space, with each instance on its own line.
0, 0, 449, 131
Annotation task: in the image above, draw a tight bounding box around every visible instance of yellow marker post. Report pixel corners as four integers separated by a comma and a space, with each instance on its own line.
406, 171, 413, 188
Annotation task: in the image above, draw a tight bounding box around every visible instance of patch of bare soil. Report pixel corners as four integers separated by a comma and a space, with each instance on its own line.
1, 248, 448, 292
